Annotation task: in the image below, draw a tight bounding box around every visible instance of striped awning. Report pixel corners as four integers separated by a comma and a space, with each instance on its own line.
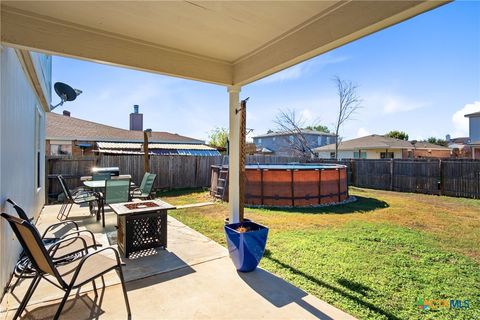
96, 141, 220, 156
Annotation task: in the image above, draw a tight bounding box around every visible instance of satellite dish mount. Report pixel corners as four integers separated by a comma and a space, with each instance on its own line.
50, 82, 82, 111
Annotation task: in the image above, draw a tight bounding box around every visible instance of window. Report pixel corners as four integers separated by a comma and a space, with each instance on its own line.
317, 136, 323, 145
289, 136, 294, 143
354, 151, 367, 159
257, 138, 262, 144
330, 152, 336, 159
380, 152, 394, 159
50, 144, 72, 156
34, 108, 42, 189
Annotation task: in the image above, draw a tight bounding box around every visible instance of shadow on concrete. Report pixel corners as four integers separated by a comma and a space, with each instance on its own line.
23, 290, 106, 320
127, 264, 195, 291
122, 249, 196, 283
257, 196, 389, 215
238, 268, 334, 320
264, 254, 400, 320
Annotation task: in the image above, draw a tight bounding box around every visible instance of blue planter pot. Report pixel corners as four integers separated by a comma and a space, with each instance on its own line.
224, 221, 269, 272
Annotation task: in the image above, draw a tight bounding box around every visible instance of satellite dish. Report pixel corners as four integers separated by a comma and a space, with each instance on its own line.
50, 82, 83, 110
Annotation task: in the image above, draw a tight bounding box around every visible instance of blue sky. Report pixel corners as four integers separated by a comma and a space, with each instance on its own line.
52, 1, 480, 142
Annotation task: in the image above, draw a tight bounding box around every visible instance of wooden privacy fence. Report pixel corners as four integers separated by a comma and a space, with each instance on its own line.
342, 159, 480, 198
46, 154, 302, 202
46, 155, 480, 202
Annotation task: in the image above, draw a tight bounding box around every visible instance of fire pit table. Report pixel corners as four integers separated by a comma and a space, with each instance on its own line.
109, 200, 176, 258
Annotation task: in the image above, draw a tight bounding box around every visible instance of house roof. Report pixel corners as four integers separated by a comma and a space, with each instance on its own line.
253, 130, 336, 139
448, 137, 470, 144
46, 112, 204, 144
314, 135, 451, 152
1, 1, 448, 86
465, 111, 480, 118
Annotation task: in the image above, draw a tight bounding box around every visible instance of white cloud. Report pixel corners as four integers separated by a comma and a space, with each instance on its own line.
382, 95, 430, 114
451, 101, 480, 137
256, 53, 349, 84
356, 127, 370, 137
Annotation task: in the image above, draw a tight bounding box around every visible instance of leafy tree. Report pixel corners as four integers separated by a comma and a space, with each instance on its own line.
267, 129, 274, 134
305, 125, 330, 133
426, 137, 448, 147
208, 127, 228, 148
386, 130, 409, 141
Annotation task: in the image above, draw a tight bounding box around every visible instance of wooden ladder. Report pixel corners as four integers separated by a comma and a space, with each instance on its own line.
215, 168, 228, 200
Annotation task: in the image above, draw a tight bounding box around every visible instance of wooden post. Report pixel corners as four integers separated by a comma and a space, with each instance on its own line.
439, 159, 444, 196
239, 98, 247, 222
350, 159, 356, 186
390, 158, 394, 191
143, 131, 150, 174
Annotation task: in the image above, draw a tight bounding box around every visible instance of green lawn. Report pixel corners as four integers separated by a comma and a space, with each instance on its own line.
162, 187, 480, 320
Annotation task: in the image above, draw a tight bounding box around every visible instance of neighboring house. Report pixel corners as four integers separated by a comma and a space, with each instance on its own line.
46, 111, 220, 156
446, 135, 471, 158
0, 46, 51, 293
314, 135, 451, 159
465, 111, 480, 160
253, 130, 337, 157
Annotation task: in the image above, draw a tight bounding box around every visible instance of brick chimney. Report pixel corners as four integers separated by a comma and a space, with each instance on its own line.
129, 105, 143, 131
63, 110, 70, 117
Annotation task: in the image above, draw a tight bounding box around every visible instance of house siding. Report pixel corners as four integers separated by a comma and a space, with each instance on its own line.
317, 149, 402, 159
469, 116, 480, 142
0, 46, 50, 295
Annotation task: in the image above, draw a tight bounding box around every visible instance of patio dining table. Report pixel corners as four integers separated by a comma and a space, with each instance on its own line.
80, 174, 132, 182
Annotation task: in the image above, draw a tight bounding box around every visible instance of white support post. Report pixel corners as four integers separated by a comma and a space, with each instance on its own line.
228, 85, 241, 223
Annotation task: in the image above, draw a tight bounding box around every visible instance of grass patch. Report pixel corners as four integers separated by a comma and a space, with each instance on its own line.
157, 188, 213, 206
168, 187, 480, 319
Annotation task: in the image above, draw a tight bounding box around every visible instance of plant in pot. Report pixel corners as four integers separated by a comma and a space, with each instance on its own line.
224, 219, 269, 272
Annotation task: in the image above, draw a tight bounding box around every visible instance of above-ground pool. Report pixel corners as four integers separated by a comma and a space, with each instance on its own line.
211, 163, 348, 207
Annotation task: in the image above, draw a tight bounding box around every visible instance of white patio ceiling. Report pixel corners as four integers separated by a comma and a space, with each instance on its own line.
1, 1, 448, 86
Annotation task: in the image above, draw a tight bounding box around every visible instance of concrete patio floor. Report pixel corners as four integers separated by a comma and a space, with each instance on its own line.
1, 202, 355, 320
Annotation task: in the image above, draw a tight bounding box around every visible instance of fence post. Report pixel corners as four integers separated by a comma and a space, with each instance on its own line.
350, 159, 356, 186
439, 159, 444, 196
390, 159, 394, 191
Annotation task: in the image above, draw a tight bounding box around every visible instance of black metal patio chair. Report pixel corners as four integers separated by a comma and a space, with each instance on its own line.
57, 175, 100, 220
1, 212, 131, 320
5, 199, 101, 293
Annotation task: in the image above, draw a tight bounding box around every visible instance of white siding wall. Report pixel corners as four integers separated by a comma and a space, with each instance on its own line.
0, 47, 48, 295
317, 149, 403, 159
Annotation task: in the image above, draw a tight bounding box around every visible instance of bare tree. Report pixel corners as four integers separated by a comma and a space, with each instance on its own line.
273, 108, 316, 159
333, 76, 362, 159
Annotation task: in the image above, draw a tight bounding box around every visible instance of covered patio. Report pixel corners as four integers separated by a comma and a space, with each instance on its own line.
0, 203, 355, 319
1, 1, 449, 319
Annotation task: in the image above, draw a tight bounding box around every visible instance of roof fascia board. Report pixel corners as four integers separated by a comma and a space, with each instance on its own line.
233, 0, 449, 86
14, 48, 50, 112
1, 6, 233, 85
